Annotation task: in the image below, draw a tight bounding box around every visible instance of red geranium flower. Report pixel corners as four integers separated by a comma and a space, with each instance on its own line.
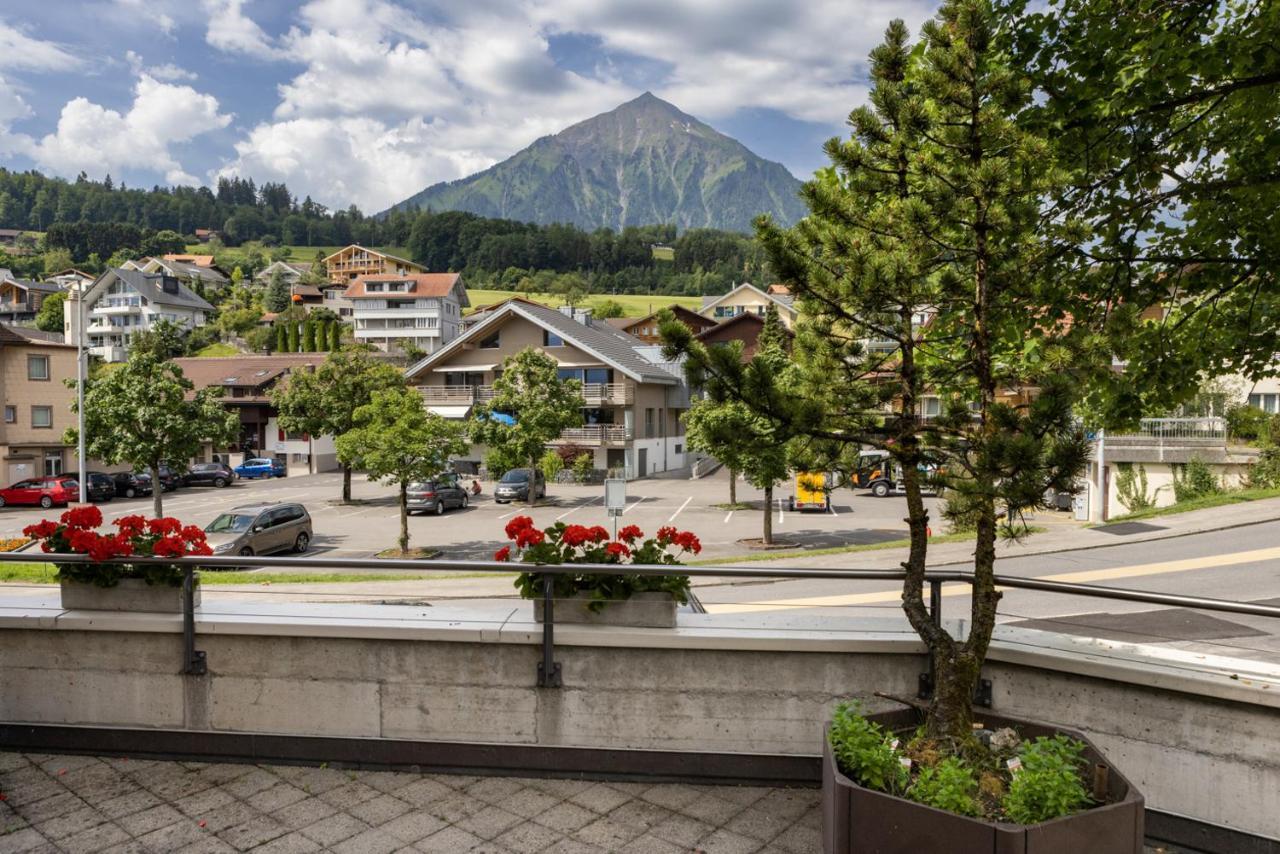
515, 527, 545, 548
587, 526, 609, 543
22, 520, 60, 540
67, 528, 99, 554
561, 525, 590, 547
617, 525, 642, 543
61, 505, 103, 530
113, 515, 146, 537
180, 525, 207, 543
147, 517, 182, 536
656, 526, 677, 543
673, 531, 702, 554
151, 535, 186, 558
504, 515, 534, 540
605, 542, 630, 558
494, 545, 512, 562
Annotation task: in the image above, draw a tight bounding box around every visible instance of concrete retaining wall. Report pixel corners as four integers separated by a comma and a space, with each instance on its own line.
0, 610, 1277, 839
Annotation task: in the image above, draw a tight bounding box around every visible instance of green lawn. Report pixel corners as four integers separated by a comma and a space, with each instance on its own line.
1104, 487, 1280, 524
193, 342, 242, 357
465, 289, 703, 318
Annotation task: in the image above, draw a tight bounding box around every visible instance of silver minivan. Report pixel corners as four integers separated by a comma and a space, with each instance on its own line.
204, 503, 312, 556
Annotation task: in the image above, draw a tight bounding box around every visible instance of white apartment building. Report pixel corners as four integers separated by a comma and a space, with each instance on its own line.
66, 268, 214, 362
344, 273, 468, 355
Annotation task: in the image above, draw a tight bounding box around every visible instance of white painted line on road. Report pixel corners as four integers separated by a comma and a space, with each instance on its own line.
623, 497, 644, 515
667, 496, 692, 523
829, 503, 839, 517
776, 498, 785, 526
498, 508, 523, 519
557, 496, 599, 521
724, 511, 734, 524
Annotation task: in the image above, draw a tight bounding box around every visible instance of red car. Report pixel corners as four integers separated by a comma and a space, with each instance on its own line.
0, 475, 80, 509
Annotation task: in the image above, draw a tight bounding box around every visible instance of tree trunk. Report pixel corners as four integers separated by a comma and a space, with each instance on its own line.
763, 483, 773, 544
398, 480, 409, 554
729, 468, 737, 505
341, 463, 352, 504
528, 455, 538, 506
151, 461, 164, 518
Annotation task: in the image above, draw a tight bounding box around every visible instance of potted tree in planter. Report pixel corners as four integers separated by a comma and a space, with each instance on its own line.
496, 517, 696, 628
661, 3, 1145, 850
24, 507, 213, 612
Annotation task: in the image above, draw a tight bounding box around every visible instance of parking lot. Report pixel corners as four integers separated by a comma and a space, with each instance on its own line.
0, 468, 944, 563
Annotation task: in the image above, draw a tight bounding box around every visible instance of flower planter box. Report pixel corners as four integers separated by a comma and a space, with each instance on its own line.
823, 709, 1144, 854
533, 590, 677, 628
59, 577, 199, 613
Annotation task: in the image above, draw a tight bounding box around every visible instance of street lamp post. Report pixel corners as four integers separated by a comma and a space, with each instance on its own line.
75, 284, 86, 505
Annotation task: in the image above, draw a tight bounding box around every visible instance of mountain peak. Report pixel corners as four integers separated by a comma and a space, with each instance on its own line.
383, 96, 805, 232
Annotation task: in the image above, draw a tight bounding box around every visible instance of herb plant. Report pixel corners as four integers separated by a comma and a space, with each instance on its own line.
908, 757, 981, 817
1004, 736, 1092, 824
829, 703, 908, 795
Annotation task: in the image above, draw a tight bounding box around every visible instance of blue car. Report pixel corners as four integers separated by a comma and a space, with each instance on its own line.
234, 457, 287, 479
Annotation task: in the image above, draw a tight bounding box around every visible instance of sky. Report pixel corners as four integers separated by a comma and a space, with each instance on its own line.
0, 0, 935, 213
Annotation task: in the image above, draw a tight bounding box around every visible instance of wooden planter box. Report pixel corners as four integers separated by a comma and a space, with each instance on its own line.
60, 577, 198, 613
823, 709, 1144, 854
533, 590, 677, 628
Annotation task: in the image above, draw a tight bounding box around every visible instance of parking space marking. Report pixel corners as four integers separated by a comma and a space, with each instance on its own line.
668, 496, 692, 523
776, 498, 785, 526
623, 497, 644, 515
557, 496, 599, 521
724, 510, 734, 524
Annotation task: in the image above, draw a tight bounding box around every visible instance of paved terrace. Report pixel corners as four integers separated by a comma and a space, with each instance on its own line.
0, 752, 1194, 853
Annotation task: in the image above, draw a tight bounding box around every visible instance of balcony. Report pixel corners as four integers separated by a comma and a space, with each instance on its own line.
581, 382, 633, 405
417, 385, 497, 405
554, 424, 630, 444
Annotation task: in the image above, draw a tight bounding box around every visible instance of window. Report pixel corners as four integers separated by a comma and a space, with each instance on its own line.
645, 408, 655, 439
32, 405, 53, 428
543, 330, 564, 347
3, 405, 14, 423
1249, 393, 1279, 414
479, 331, 501, 349
27, 354, 49, 381
44, 452, 63, 477
921, 397, 941, 418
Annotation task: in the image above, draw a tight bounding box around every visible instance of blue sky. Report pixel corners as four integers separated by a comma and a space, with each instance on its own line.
0, 0, 933, 212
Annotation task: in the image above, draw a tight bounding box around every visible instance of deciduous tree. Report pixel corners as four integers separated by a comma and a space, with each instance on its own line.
335, 387, 468, 554
67, 354, 238, 517
271, 348, 405, 502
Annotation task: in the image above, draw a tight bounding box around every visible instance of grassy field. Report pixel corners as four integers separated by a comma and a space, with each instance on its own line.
193, 342, 242, 357
185, 244, 413, 265
466, 289, 703, 318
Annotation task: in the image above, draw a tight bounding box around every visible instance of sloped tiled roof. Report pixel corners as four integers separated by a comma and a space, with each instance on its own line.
172, 354, 328, 392
162, 254, 215, 267
344, 273, 464, 300
407, 298, 676, 385
0, 323, 75, 347
97, 268, 216, 312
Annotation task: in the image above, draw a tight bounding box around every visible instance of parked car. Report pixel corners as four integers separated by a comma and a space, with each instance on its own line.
407, 474, 470, 515
493, 468, 546, 504
235, 457, 287, 479
150, 464, 181, 493
184, 462, 236, 488
203, 503, 312, 557
111, 471, 153, 499
0, 476, 79, 509
83, 472, 117, 502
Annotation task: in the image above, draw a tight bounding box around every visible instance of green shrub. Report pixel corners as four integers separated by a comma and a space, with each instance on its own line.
829, 703, 909, 795
572, 452, 595, 484
1171, 457, 1219, 502
1114, 463, 1157, 511
539, 449, 564, 482
1002, 736, 1091, 824
908, 757, 981, 817
1248, 444, 1280, 489
1226, 405, 1268, 442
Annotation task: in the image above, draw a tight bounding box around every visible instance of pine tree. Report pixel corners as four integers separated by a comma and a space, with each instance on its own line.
265, 269, 290, 313
758, 303, 788, 354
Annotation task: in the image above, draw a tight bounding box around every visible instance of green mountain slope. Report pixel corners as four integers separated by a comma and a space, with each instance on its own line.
384, 93, 806, 232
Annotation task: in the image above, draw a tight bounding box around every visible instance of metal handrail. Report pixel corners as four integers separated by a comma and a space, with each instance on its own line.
6, 551, 1280, 684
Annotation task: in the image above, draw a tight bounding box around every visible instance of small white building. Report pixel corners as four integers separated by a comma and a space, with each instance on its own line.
698, 282, 798, 328
345, 273, 468, 355
67, 268, 214, 362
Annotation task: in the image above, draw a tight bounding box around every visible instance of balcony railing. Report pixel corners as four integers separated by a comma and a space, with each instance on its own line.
554, 425, 630, 444
418, 383, 633, 407
1105, 417, 1226, 444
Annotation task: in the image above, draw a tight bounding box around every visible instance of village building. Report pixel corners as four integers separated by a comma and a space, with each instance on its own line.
68, 268, 214, 362
323, 245, 429, 285
699, 282, 797, 328
345, 273, 468, 355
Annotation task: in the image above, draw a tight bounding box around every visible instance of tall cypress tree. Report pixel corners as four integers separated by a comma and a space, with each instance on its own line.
287, 320, 300, 353
302, 317, 315, 352
274, 322, 287, 353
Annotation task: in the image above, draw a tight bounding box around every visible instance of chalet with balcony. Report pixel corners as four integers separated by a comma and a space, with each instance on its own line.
68, 268, 214, 362
171, 355, 336, 474
253, 260, 314, 287
324, 245, 428, 285
0, 273, 61, 326
608, 304, 716, 344
406, 299, 690, 479
699, 282, 797, 328
345, 273, 467, 355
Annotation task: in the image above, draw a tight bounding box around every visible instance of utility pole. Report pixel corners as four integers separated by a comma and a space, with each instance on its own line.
75, 283, 87, 504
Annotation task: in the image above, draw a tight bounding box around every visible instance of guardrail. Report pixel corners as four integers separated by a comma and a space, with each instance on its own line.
554, 425, 630, 444
418, 384, 633, 407
5, 551, 1279, 690
1106, 417, 1227, 442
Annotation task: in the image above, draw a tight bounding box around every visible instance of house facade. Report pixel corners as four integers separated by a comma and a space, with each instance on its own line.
406, 300, 690, 479
324, 245, 429, 285
345, 273, 468, 355
608, 304, 717, 344
0, 273, 60, 326
253, 260, 314, 287
123, 256, 230, 294
0, 325, 81, 484
171, 355, 338, 475
68, 268, 215, 362
699, 282, 797, 328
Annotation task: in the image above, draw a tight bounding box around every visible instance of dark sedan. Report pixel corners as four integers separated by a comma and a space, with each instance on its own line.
152, 465, 181, 493
82, 472, 116, 502
184, 462, 236, 488
110, 471, 153, 499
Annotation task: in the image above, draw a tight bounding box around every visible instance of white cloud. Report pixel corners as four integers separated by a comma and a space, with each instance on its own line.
0, 19, 84, 71
17, 73, 231, 186
125, 50, 198, 81
201, 0, 280, 58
